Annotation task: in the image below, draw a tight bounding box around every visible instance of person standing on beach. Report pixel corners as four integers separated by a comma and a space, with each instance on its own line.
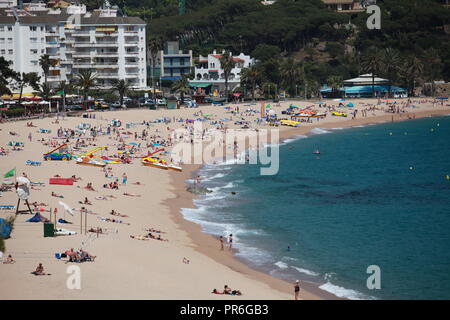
294, 280, 300, 300
122, 173, 127, 185
219, 236, 224, 250
228, 234, 233, 250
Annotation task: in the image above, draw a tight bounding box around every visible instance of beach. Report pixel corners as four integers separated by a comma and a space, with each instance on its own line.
1, 98, 449, 300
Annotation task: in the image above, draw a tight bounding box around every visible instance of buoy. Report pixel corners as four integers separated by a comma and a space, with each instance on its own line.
409, 166, 414, 170
437, 123, 440, 127
389, 132, 393, 135
446, 175, 450, 180
431, 128, 434, 132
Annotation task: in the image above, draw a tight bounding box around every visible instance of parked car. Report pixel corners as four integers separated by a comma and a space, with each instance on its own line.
65, 104, 83, 111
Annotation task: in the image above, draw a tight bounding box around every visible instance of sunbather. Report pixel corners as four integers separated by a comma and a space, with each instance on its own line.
84, 183, 96, 191
130, 235, 149, 240
51, 192, 64, 198
31, 263, 47, 275
3, 254, 15, 264
123, 192, 141, 197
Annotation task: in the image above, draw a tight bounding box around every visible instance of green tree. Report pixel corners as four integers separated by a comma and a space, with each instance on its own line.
361, 47, 383, 97
240, 64, 261, 101
423, 48, 443, 96
39, 54, 51, 86
381, 48, 400, 98
148, 37, 162, 102
75, 69, 97, 109
171, 75, 190, 104
404, 56, 424, 97
280, 57, 303, 96
38, 82, 53, 101
111, 79, 131, 107
219, 51, 236, 103
326, 75, 343, 97
0, 57, 16, 95
13, 72, 40, 106
251, 44, 281, 62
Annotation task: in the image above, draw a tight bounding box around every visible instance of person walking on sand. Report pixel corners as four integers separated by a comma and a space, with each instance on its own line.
228, 234, 233, 250
122, 173, 127, 185
294, 280, 300, 300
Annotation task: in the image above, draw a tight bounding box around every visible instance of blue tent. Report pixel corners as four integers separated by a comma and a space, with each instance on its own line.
26, 213, 48, 223
0, 218, 12, 239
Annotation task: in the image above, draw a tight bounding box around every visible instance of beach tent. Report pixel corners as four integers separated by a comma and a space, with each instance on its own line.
0, 218, 12, 239
26, 212, 49, 223
347, 102, 354, 107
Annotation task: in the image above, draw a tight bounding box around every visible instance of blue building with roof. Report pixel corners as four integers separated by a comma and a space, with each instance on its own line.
321, 74, 407, 98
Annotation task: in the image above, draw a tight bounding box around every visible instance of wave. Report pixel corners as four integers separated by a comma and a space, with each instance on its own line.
292, 266, 319, 277
274, 261, 289, 269
310, 128, 331, 135
319, 282, 375, 300
202, 172, 227, 182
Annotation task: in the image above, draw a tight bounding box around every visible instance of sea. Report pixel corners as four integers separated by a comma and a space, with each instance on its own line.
181, 115, 450, 300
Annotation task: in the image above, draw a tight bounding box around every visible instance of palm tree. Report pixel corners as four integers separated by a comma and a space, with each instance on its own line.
423, 48, 442, 97
39, 54, 51, 86
38, 82, 52, 101
381, 48, 400, 98
361, 47, 383, 98
240, 64, 260, 101
171, 75, 190, 104
111, 79, 131, 107
75, 69, 97, 109
148, 38, 162, 103
280, 57, 302, 96
13, 72, 40, 112
327, 75, 343, 97
219, 51, 236, 103
57, 80, 75, 112
405, 56, 424, 97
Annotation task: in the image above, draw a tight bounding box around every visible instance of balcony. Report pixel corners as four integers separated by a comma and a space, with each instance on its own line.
72, 52, 91, 58
96, 73, 119, 79
95, 52, 118, 57
46, 41, 59, 47
95, 32, 118, 37
125, 61, 139, 66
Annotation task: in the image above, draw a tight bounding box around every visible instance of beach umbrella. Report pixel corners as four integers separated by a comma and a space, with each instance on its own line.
347, 102, 354, 107
38, 101, 50, 105
16, 176, 30, 186
59, 201, 74, 216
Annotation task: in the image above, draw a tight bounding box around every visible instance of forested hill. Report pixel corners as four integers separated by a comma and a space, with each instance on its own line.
120, 0, 450, 83
56, 0, 450, 90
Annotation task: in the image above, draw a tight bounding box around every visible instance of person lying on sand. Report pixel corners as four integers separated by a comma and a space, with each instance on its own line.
222, 285, 242, 295
9, 131, 17, 136
110, 210, 128, 217
84, 183, 96, 191
95, 196, 108, 200
145, 227, 165, 234
71, 175, 82, 182
182, 257, 190, 264
31, 201, 48, 206
88, 227, 103, 234
3, 254, 15, 264
54, 174, 61, 178
130, 235, 149, 240
132, 181, 144, 185
31, 263, 49, 276
51, 192, 64, 198
123, 192, 141, 197
100, 217, 130, 225
147, 233, 168, 241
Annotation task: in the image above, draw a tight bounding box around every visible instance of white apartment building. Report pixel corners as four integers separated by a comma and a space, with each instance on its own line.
189, 50, 254, 93
0, 3, 147, 91
0, 0, 17, 9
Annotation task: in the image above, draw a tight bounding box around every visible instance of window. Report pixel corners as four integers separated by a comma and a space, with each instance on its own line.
0, 38, 4, 44
180, 58, 185, 66
0, 27, 4, 32
7, 38, 12, 43
7, 26, 12, 31
8, 49, 13, 55
30, 37, 37, 43
30, 26, 37, 31
0, 49, 5, 54
30, 49, 38, 54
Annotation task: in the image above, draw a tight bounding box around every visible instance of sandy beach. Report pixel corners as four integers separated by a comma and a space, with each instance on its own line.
1, 98, 449, 300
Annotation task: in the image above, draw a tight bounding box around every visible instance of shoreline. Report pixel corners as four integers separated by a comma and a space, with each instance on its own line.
165, 107, 450, 300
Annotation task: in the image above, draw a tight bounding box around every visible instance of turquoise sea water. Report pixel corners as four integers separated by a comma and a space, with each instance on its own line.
182, 115, 450, 299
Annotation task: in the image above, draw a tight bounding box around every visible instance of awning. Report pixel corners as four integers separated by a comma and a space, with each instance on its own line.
189, 82, 212, 88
